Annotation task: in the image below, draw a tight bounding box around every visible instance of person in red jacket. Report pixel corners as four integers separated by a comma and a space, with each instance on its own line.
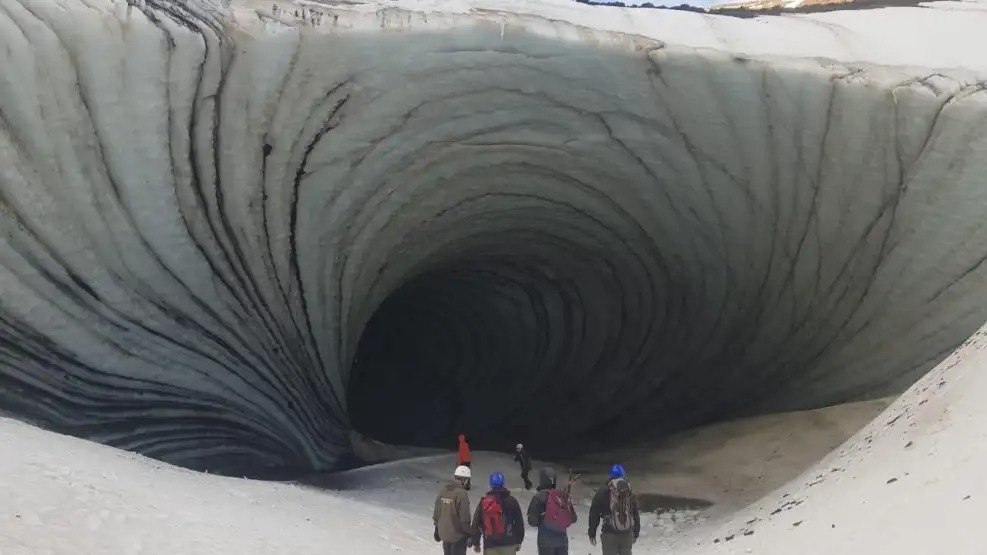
458, 434, 472, 467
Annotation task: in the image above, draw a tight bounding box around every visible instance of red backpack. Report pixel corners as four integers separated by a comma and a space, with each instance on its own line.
542, 488, 575, 532
481, 495, 506, 538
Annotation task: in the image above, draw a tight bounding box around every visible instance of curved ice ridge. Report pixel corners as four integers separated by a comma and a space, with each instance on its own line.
1, 0, 987, 474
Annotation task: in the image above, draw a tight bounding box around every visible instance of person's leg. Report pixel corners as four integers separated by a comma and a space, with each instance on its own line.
618, 532, 633, 555
451, 538, 468, 555
600, 533, 619, 555
442, 541, 452, 555
483, 546, 516, 555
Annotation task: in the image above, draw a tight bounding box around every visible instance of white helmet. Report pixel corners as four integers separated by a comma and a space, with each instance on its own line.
454, 465, 472, 479
516, 443, 523, 450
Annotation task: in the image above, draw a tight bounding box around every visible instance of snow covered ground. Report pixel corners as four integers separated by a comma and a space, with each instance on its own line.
2, 325, 985, 554
565, 397, 892, 513
0, 415, 447, 555
0, 392, 909, 554
680, 323, 987, 554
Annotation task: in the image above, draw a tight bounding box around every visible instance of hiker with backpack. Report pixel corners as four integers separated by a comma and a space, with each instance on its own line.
588, 464, 640, 555
434, 465, 474, 555
470, 471, 525, 554
513, 443, 533, 490
527, 467, 578, 555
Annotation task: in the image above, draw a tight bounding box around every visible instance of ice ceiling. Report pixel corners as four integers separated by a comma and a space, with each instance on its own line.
1, 0, 987, 476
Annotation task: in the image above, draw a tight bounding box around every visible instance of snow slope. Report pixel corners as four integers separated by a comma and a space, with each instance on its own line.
681, 323, 987, 554
567, 397, 891, 512
0, 416, 410, 555
0, 415, 490, 555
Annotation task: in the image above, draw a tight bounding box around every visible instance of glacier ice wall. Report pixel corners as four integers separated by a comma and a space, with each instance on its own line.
1, 0, 987, 474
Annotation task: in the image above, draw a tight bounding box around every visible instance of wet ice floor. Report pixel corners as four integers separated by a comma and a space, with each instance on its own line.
637, 493, 713, 513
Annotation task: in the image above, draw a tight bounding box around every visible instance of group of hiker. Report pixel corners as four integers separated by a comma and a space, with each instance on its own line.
434, 435, 641, 555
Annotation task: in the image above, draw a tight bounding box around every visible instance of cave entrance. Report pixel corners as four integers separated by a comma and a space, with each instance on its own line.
347, 252, 576, 452
347, 275, 465, 448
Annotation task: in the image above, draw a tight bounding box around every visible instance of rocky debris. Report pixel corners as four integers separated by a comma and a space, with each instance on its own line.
770, 498, 805, 515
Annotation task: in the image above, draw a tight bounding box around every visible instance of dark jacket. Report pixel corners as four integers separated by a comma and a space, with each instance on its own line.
471, 488, 525, 548
434, 480, 472, 542
588, 479, 640, 539
527, 468, 577, 548
514, 449, 532, 472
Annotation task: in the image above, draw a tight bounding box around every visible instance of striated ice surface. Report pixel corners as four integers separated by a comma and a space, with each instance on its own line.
1, 0, 987, 474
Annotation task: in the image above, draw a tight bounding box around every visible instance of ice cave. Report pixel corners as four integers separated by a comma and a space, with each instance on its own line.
1, 0, 987, 483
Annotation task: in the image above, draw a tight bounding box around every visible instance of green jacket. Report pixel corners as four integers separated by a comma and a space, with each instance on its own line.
434, 480, 472, 542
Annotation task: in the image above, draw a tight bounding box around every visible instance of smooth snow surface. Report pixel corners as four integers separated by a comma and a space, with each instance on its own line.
681, 324, 987, 555
0, 417, 427, 555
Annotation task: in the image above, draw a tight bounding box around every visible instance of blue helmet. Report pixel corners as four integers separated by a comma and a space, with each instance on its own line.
489, 471, 506, 489
609, 464, 626, 479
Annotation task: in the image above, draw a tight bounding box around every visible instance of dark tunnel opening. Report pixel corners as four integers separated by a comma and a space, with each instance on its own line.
345, 190, 779, 459
345, 204, 683, 457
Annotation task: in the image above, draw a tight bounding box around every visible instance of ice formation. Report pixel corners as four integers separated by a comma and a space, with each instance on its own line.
1, 0, 987, 475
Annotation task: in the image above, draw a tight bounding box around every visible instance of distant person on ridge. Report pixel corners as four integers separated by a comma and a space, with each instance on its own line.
471, 471, 525, 554
434, 465, 474, 555
514, 443, 533, 490
588, 464, 640, 555
458, 434, 472, 468
527, 467, 578, 555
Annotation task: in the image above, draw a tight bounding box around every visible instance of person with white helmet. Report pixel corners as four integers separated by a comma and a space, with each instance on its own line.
514, 443, 533, 490
434, 465, 474, 555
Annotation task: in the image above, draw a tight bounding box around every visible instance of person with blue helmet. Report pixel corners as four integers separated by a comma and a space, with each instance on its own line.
588, 464, 640, 555
470, 471, 525, 554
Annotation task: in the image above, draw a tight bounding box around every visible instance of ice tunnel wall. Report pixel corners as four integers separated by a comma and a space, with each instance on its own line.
1, 0, 987, 475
